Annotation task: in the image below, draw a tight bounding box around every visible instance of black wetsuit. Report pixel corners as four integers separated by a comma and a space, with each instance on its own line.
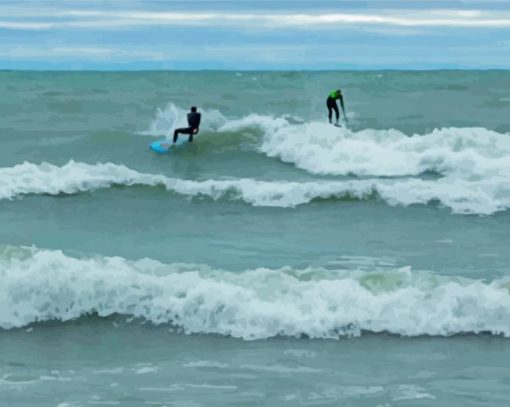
173, 112, 201, 143
326, 96, 339, 123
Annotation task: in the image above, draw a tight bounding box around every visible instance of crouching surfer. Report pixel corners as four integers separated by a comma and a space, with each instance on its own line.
326, 89, 347, 126
173, 106, 201, 143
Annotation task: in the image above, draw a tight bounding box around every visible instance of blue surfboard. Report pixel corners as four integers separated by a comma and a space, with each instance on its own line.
149, 137, 187, 154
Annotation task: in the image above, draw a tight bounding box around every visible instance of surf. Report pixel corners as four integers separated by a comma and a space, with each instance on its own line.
2, 160, 510, 214
144, 104, 510, 179
1, 245, 510, 339
141, 103, 228, 138
220, 114, 510, 178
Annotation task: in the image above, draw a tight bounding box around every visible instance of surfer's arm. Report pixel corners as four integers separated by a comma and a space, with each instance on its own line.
339, 96, 348, 122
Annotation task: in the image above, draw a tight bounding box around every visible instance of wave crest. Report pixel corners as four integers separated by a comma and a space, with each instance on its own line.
1, 245, 509, 339
3, 161, 510, 214
218, 114, 510, 178
2, 161, 510, 214
142, 103, 227, 137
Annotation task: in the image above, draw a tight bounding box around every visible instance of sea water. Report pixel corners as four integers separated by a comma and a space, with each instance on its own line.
1, 70, 510, 406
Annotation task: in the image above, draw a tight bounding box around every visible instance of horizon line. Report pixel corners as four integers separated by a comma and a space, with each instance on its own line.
1, 68, 509, 72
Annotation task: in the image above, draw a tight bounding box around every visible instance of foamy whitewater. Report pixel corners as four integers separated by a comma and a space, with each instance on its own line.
2, 160, 510, 214
2, 245, 510, 338
1, 70, 510, 406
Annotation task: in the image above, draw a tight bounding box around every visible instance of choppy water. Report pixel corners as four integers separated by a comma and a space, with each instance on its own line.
1, 70, 510, 406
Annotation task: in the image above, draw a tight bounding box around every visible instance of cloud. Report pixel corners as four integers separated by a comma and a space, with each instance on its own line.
0, 43, 309, 63
1, 9, 510, 30
0, 46, 165, 60
0, 21, 53, 30
1, 3, 509, 69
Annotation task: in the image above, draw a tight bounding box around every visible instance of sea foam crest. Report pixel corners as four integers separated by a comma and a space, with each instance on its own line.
1, 161, 510, 214
219, 115, 510, 178
1, 245, 510, 339
143, 103, 227, 137
143, 105, 510, 180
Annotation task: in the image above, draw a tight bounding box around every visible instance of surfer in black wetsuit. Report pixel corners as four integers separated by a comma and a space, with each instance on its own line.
173, 106, 201, 143
326, 89, 347, 126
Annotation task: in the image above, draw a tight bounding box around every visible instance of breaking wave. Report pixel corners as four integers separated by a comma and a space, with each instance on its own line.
1, 245, 509, 339
218, 114, 510, 178
1, 161, 510, 214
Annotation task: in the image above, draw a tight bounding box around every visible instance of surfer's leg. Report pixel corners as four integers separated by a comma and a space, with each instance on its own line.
327, 97, 337, 123
326, 99, 332, 123
188, 129, 198, 143
333, 103, 339, 123
173, 128, 190, 143
173, 129, 180, 143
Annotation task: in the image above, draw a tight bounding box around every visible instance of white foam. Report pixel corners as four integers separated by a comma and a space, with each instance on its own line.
1, 245, 510, 339
218, 114, 510, 178
142, 103, 227, 137
183, 361, 229, 369
1, 161, 509, 214
240, 364, 321, 373
133, 366, 160, 375
142, 106, 510, 180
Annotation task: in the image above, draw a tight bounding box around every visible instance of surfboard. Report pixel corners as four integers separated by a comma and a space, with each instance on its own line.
149, 137, 187, 153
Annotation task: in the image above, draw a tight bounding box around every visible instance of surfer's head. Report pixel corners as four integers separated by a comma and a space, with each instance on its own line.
191, 106, 197, 112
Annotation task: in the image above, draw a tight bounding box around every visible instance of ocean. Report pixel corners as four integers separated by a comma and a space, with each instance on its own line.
1, 70, 510, 406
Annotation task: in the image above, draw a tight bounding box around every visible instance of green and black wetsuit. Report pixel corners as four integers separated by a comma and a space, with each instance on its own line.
326, 90, 345, 123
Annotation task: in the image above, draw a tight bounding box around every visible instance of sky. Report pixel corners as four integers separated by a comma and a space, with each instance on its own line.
1, 0, 510, 70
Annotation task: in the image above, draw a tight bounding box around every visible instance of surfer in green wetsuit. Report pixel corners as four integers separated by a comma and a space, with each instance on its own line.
326, 89, 347, 126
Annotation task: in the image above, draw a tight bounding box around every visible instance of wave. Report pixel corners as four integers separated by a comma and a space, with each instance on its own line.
142, 104, 510, 182
141, 103, 228, 137
1, 245, 509, 339
2, 161, 510, 214
218, 114, 510, 178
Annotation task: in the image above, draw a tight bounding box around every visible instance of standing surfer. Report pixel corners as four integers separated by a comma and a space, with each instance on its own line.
326, 89, 347, 126
173, 106, 201, 143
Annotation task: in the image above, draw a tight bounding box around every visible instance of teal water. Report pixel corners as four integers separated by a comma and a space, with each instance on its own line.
1, 71, 510, 406
2, 320, 510, 407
